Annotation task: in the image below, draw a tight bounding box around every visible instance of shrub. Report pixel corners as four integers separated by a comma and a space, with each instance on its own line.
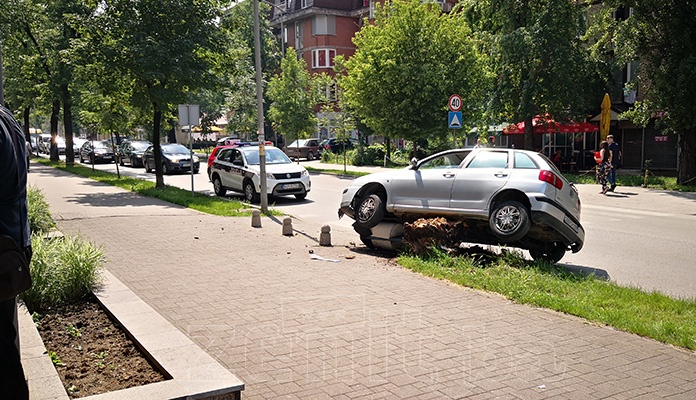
21, 233, 105, 312
27, 185, 56, 234
350, 144, 385, 166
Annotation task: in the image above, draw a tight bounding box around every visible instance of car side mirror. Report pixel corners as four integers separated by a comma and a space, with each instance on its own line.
410, 157, 418, 169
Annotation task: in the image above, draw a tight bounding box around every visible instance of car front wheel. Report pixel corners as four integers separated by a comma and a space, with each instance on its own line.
144, 160, 152, 173
489, 200, 530, 243
355, 194, 385, 228
529, 242, 566, 263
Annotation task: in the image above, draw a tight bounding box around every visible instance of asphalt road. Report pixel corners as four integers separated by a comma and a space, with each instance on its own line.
40, 154, 696, 300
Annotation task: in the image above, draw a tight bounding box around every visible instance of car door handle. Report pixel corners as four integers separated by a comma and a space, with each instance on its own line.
442, 173, 455, 178
494, 173, 508, 178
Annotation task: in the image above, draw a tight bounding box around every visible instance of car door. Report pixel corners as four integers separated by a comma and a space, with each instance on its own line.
449, 150, 511, 213
388, 151, 469, 213
228, 149, 246, 191
213, 148, 234, 186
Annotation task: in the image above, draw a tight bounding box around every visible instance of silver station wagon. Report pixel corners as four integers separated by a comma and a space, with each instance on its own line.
338, 148, 584, 262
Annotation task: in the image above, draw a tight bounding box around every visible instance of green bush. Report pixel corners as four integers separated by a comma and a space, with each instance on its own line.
21, 233, 105, 312
27, 185, 56, 234
350, 144, 385, 166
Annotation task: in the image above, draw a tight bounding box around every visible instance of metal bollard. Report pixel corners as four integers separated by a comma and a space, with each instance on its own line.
251, 209, 261, 228
319, 225, 331, 246
282, 217, 293, 236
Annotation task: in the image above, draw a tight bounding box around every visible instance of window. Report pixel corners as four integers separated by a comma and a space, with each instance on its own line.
301, 0, 311, 9
466, 151, 509, 169
312, 49, 336, 69
312, 15, 336, 36
514, 152, 537, 169
295, 21, 303, 49
420, 151, 469, 170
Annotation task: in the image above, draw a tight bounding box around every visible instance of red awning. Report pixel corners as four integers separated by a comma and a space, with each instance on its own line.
504, 117, 599, 135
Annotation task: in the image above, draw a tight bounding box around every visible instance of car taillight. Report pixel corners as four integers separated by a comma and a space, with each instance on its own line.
539, 170, 563, 190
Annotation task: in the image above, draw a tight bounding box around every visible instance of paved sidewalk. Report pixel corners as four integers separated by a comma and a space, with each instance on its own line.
27, 164, 696, 399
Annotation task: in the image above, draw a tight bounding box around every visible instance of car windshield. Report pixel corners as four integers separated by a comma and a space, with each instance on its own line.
242, 147, 291, 165
287, 140, 308, 148
131, 142, 151, 150
161, 144, 189, 154
94, 141, 111, 149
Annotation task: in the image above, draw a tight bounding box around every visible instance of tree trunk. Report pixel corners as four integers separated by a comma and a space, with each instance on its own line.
50, 99, 60, 161
523, 115, 534, 150
153, 104, 164, 188
62, 84, 75, 165
677, 131, 696, 186
23, 107, 30, 139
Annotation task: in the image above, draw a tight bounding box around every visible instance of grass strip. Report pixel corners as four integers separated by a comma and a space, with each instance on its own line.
306, 166, 369, 177
35, 158, 281, 217
399, 250, 696, 350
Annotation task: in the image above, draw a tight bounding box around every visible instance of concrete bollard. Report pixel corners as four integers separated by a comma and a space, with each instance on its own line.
282, 217, 294, 236
319, 225, 331, 246
251, 209, 261, 228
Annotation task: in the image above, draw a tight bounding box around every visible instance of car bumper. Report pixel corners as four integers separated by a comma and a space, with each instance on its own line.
265, 176, 311, 197
338, 185, 361, 219
169, 161, 200, 172
530, 196, 585, 252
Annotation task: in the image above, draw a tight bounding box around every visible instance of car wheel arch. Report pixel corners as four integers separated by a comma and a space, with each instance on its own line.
355, 183, 388, 205
489, 189, 530, 216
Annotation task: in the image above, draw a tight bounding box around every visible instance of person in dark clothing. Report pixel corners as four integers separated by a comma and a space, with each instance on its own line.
596, 140, 612, 195
0, 105, 31, 400
606, 134, 621, 191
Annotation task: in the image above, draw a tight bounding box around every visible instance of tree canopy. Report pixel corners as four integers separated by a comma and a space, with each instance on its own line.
341, 0, 488, 146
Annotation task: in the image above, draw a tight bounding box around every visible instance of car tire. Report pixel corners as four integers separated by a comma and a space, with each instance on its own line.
244, 180, 260, 204
213, 176, 227, 197
144, 160, 152, 173
90, 155, 95, 164
489, 200, 530, 243
79, 154, 84, 163
529, 242, 567, 264
360, 235, 376, 249
193, 168, 199, 174
162, 163, 169, 175
355, 194, 385, 229
119, 157, 124, 166
307, 152, 315, 161
294, 193, 307, 201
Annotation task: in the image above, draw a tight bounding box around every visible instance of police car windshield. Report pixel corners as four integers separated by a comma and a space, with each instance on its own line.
242, 147, 291, 165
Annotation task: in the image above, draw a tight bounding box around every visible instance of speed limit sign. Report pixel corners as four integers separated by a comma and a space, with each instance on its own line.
448, 94, 462, 112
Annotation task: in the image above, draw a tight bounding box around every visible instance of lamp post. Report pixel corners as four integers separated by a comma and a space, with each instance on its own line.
253, 0, 268, 212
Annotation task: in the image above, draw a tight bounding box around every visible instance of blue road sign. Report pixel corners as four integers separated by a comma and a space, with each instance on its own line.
448, 111, 462, 129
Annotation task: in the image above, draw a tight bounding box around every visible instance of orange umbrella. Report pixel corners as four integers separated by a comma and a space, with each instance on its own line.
600, 93, 611, 140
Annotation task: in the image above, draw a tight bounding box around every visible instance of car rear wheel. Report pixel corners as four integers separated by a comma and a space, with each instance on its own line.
144, 160, 152, 173
295, 193, 307, 200
162, 163, 170, 175
213, 176, 226, 197
244, 180, 260, 204
307, 152, 315, 161
119, 157, 124, 166
489, 200, 530, 243
529, 242, 566, 263
355, 194, 385, 228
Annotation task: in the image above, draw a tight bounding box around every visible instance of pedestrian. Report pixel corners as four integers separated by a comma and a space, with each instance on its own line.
0, 105, 32, 400
606, 134, 621, 191
552, 149, 563, 169
596, 140, 612, 195
487, 136, 496, 147
474, 138, 483, 148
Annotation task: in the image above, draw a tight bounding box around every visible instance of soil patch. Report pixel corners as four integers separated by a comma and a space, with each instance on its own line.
32, 294, 167, 398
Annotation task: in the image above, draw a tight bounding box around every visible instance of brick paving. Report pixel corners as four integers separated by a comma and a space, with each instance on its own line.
28, 164, 696, 399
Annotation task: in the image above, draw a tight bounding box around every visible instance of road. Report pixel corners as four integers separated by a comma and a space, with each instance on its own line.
40, 154, 696, 299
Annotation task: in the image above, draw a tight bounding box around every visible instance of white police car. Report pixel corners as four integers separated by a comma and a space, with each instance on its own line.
209, 145, 311, 203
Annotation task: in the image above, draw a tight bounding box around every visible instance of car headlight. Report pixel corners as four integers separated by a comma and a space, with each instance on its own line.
193, 155, 200, 162
301, 170, 309, 177
266, 173, 276, 180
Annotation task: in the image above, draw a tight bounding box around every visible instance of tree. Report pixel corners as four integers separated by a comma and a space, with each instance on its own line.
87, 0, 228, 188
340, 0, 488, 154
461, 0, 603, 150
609, 1, 696, 185
267, 47, 316, 146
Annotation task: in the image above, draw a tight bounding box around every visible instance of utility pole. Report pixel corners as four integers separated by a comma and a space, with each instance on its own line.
254, 0, 268, 212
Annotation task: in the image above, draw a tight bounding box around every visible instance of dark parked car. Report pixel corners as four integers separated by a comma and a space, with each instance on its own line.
143, 143, 200, 174
79, 140, 115, 163
320, 137, 359, 154
118, 140, 153, 167
284, 138, 321, 161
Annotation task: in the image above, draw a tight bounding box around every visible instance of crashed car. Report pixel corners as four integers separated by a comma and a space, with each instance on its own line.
338, 148, 584, 262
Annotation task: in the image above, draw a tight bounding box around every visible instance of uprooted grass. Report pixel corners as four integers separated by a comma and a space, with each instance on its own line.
35, 158, 281, 217
398, 248, 696, 350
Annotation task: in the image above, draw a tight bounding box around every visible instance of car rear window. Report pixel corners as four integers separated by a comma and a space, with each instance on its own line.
467, 151, 509, 169
513, 152, 538, 169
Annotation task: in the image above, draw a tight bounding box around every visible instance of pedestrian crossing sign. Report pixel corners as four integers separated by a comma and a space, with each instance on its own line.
448, 111, 462, 129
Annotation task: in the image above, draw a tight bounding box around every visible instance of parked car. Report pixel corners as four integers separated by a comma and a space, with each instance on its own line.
206, 141, 261, 180
319, 137, 359, 154
143, 143, 200, 174
79, 140, 115, 163
284, 138, 321, 161
72, 138, 88, 155
118, 140, 152, 167
338, 148, 584, 262
209, 145, 311, 203
54, 137, 67, 155
37, 134, 52, 154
